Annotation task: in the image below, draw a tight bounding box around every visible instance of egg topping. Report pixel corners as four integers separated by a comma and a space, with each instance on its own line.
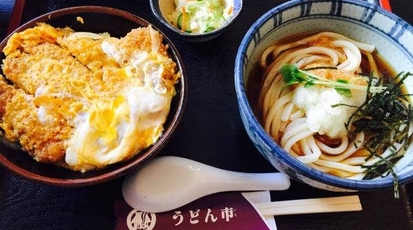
0, 23, 180, 172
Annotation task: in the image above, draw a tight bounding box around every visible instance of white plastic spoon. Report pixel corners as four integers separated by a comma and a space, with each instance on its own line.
122, 156, 291, 213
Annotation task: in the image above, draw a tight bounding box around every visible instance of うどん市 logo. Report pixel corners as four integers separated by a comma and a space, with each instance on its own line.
127, 210, 157, 230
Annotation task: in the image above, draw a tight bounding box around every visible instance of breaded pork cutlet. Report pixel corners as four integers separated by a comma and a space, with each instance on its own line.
0, 77, 69, 164
0, 23, 180, 172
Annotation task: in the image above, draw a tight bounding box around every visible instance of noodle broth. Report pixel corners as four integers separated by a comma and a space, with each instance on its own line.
235, 0, 413, 192
246, 31, 411, 180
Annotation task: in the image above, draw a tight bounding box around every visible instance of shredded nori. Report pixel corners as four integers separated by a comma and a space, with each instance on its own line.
344, 72, 413, 198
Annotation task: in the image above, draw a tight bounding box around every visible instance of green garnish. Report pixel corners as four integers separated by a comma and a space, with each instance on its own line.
177, 14, 192, 33
204, 26, 216, 33
279, 64, 386, 97
177, 13, 184, 30
345, 71, 413, 198
335, 79, 352, 98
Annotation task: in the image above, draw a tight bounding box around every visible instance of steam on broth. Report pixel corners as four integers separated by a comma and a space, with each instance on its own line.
248, 31, 413, 182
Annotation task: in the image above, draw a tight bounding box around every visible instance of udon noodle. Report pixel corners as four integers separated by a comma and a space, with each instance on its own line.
255, 32, 411, 179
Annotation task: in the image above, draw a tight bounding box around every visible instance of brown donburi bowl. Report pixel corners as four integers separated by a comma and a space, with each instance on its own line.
0, 6, 187, 187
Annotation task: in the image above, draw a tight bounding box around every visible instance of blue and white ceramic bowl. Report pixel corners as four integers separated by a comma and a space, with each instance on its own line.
235, 0, 413, 192
149, 0, 242, 42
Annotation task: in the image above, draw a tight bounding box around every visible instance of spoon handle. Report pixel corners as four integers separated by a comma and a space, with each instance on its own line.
211, 170, 291, 192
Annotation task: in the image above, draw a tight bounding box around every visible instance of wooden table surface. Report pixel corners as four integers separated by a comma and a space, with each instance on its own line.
1, 0, 413, 229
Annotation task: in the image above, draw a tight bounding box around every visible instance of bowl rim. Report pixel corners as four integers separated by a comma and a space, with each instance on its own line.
234, 0, 413, 190
149, 0, 243, 38
0, 6, 188, 187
